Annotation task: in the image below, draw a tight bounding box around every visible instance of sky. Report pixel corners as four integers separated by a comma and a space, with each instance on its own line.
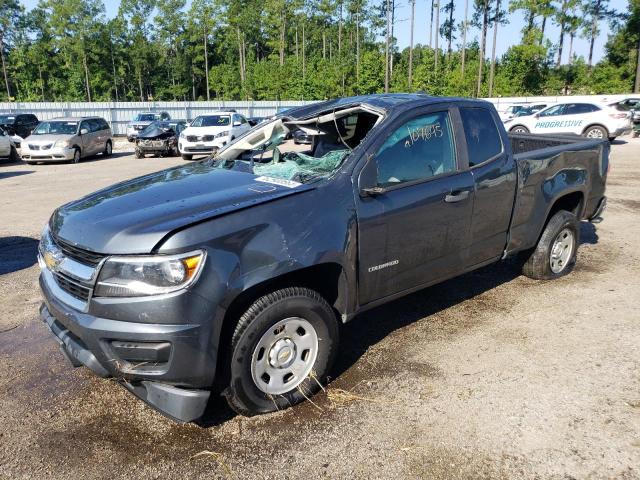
21, 0, 629, 64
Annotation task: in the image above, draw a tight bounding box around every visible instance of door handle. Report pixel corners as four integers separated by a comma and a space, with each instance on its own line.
444, 190, 470, 203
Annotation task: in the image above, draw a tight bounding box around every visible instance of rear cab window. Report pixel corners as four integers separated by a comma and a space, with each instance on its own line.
459, 107, 503, 167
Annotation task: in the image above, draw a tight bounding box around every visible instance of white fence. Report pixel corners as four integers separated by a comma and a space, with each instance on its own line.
0, 94, 631, 136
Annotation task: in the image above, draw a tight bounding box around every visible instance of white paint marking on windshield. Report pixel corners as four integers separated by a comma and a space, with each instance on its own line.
255, 176, 302, 189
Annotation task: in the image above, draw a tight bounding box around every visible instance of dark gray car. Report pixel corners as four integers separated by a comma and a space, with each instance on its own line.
38, 94, 608, 422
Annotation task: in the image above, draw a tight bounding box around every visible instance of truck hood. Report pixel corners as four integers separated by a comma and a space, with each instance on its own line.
25, 134, 73, 144
51, 162, 312, 254
182, 125, 229, 136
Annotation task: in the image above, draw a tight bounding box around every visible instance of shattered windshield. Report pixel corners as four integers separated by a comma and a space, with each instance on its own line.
208, 108, 380, 184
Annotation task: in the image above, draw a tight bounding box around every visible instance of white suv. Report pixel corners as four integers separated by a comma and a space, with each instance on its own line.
179, 112, 252, 160
505, 102, 632, 141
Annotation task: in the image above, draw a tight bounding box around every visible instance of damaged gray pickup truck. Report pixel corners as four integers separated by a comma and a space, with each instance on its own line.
38, 94, 608, 422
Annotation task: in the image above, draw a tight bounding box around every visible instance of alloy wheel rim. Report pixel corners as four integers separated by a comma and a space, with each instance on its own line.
587, 128, 604, 138
550, 228, 575, 273
250, 317, 319, 395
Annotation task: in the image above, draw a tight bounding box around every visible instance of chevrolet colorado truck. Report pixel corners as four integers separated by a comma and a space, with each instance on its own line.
38, 94, 608, 423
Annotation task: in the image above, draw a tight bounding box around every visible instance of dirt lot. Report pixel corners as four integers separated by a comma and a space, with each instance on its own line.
0, 138, 639, 479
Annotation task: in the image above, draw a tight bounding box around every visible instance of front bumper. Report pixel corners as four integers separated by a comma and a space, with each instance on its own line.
39, 269, 216, 422
22, 146, 75, 162
179, 137, 228, 154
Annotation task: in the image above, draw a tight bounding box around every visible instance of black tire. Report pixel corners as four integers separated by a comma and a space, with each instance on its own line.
223, 287, 339, 416
608, 136, 616, 142
134, 148, 144, 159
583, 125, 608, 140
103, 140, 112, 156
510, 125, 530, 134
9, 146, 20, 162
72, 148, 81, 164
182, 153, 193, 160
522, 210, 580, 280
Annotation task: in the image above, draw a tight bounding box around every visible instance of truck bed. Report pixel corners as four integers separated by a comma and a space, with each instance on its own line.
505, 133, 609, 255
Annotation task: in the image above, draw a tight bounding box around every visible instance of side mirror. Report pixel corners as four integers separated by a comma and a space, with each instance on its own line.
80, 128, 89, 135
233, 121, 242, 127
358, 154, 383, 197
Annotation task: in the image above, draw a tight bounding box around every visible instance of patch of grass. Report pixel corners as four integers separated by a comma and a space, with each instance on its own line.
191, 450, 234, 478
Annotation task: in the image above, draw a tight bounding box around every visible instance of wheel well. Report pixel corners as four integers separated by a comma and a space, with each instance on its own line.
582, 123, 609, 136
213, 263, 345, 390
548, 191, 584, 221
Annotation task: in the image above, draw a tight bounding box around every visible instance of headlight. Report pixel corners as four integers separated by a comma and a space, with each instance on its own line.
179, 132, 186, 139
54, 140, 70, 148
214, 131, 229, 138
94, 250, 205, 297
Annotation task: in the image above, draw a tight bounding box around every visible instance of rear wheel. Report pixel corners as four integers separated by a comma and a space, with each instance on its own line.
223, 287, 339, 416
510, 125, 529, 134
522, 210, 579, 280
181, 153, 193, 160
583, 125, 608, 139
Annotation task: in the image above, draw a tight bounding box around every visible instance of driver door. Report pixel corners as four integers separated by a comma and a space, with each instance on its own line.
355, 106, 475, 305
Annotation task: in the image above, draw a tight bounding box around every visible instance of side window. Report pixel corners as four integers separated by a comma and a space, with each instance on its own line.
375, 111, 456, 187
79, 121, 90, 133
239, 115, 248, 124
539, 105, 564, 117
565, 103, 595, 115
459, 107, 503, 167
88, 119, 101, 132
99, 119, 110, 130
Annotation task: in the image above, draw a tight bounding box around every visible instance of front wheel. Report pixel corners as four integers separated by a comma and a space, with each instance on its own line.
181, 153, 193, 160
9, 146, 20, 162
72, 148, 81, 164
522, 210, 579, 280
223, 287, 339, 416
134, 148, 144, 159
103, 140, 112, 156
510, 125, 530, 134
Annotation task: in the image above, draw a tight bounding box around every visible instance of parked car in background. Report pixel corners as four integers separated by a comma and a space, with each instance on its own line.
127, 112, 171, 142
178, 112, 251, 160
511, 104, 548, 118
292, 128, 312, 144
22, 117, 113, 164
609, 98, 640, 137
498, 104, 529, 121
505, 102, 632, 140
248, 116, 267, 126
0, 113, 39, 147
0, 127, 20, 162
38, 94, 608, 423
135, 120, 186, 158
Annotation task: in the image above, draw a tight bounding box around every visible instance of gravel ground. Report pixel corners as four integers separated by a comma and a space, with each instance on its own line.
0, 138, 639, 479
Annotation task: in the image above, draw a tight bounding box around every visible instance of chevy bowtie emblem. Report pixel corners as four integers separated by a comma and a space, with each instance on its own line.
43, 244, 64, 272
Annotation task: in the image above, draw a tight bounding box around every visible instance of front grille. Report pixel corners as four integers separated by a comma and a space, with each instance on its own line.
184, 146, 213, 152
186, 135, 199, 142
202, 135, 214, 142
54, 235, 105, 266
54, 272, 91, 301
